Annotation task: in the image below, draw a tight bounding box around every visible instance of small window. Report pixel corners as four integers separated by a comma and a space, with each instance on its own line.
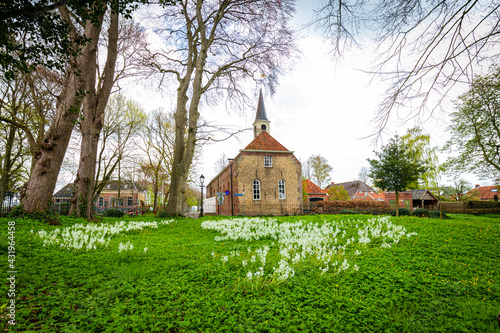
264, 156, 272, 167
492, 189, 498, 192
279, 179, 286, 199
98, 197, 104, 206
253, 179, 261, 200
261, 124, 267, 131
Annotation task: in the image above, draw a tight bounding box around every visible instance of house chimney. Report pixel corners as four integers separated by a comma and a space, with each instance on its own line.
475, 184, 480, 189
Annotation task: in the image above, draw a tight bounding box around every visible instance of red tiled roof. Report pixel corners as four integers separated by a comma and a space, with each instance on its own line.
244, 131, 289, 151
303, 179, 327, 194
470, 185, 500, 200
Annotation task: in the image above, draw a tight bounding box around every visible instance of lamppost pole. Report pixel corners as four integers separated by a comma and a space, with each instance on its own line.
200, 174, 205, 217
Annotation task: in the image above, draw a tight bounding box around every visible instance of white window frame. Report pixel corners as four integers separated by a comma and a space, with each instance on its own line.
264, 156, 272, 167
253, 179, 261, 200
279, 179, 286, 199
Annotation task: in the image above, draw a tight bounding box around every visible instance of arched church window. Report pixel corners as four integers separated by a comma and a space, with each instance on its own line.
261, 124, 267, 131
279, 179, 286, 199
253, 179, 261, 200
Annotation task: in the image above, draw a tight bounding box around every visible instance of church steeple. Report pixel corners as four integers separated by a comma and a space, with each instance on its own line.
253, 89, 270, 138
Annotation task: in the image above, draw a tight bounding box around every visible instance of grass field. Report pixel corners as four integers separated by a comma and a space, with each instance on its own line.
1, 213, 499, 332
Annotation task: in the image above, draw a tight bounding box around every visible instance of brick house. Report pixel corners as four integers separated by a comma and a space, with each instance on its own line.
206, 90, 303, 216
53, 180, 146, 207
325, 181, 382, 201
384, 192, 413, 209
303, 179, 328, 202
469, 185, 500, 201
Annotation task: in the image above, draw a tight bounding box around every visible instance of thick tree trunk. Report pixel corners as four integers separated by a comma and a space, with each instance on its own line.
22, 13, 105, 214
70, 11, 119, 220
0, 126, 16, 206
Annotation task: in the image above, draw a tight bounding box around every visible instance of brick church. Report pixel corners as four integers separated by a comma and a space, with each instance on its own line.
206, 90, 303, 215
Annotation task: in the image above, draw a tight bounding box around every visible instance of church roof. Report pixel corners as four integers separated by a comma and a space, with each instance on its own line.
254, 89, 268, 122
243, 131, 289, 151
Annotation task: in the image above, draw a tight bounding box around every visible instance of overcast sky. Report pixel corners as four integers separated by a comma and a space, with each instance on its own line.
118, 0, 489, 192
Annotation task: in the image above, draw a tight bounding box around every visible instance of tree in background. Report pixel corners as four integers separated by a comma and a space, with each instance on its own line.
146, 0, 296, 215
449, 178, 473, 202
308, 154, 333, 188
327, 185, 350, 201
357, 166, 369, 185
139, 109, 175, 213
313, 0, 500, 131
401, 127, 441, 193
93, 94, 146, 200
368, 136, 426, 216
444, 65, 500, 180
214, 152, 228, 174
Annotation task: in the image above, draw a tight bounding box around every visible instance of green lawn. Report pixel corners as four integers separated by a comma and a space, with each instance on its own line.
1, 213, 499, 332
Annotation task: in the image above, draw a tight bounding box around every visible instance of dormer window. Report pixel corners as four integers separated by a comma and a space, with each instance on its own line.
264, 156, 272, 167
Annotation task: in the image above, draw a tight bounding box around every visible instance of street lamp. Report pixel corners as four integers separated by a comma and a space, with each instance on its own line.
200, 174, 205, 217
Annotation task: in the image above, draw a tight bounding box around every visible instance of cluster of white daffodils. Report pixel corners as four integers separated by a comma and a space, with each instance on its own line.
34, 220, 174, 252
118, 241, 134, 253
201, 216, 417, 282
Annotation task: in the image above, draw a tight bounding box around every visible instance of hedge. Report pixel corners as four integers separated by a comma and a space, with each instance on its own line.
467, 201, 500, 209
313, 200, 390, 215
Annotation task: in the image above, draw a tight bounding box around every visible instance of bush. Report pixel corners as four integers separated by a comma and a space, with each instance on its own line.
7, 205, 61, 225
429, 210, 449, 219
314, 200, 390, 215
157, 211, 184, 218
339, 209, 358, 214
102, 208, 124, 218
412, 208, 430, 218
390, 208, 411, 216
467, 200, 500, 209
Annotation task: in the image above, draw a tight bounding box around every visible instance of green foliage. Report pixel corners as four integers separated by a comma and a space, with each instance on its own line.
467, 200, 500, 209
401, 127, 441, 192
444, 65, 500, 179
327, 185, 351, 201
412, 208, 430, 218
390, 208, 411, 216
307, 154, 333, 188
368, 136, 427, 194
339, 209, 357, 214
494, 194, 498, 201
7, 204, 61, 224
102, 208, 124, 218
156, 210, 183, 218
429, 211, 449, 219
2, 214, 499, 332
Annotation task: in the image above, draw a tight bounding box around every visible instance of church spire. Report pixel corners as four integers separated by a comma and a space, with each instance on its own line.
253, 88, 270, 138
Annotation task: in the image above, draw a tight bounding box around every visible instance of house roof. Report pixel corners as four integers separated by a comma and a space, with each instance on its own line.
255, 88, 268, 122
53, 183, 75, 198
411, 189, 439, 201
243, 131, 289, 151
303, 179, 327, 194
470, 185, 499, 200
53, 180, 146, 197
326, 181, 376, 198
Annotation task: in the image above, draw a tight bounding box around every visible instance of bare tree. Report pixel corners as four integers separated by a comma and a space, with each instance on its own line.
357, 166, 369, 184
139, 109, 175, 212
313, 0, 500, 131
146, 0, 296, 214
93, 93, 146, 200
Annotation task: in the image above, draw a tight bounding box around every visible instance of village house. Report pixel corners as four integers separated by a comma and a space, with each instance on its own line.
205, 90, 303, 216
325, 181, 382, 200
303, 179, 328, 202
469, 184, 500, 201
53, 180, 146, 208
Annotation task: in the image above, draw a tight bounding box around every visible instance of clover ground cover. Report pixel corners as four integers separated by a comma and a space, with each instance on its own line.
1, 214, 499, 332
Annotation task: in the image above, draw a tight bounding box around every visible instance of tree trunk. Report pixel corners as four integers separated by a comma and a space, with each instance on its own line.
0, 126, 16, 206
22, 12, 105, 214
70, 10, 119, 220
